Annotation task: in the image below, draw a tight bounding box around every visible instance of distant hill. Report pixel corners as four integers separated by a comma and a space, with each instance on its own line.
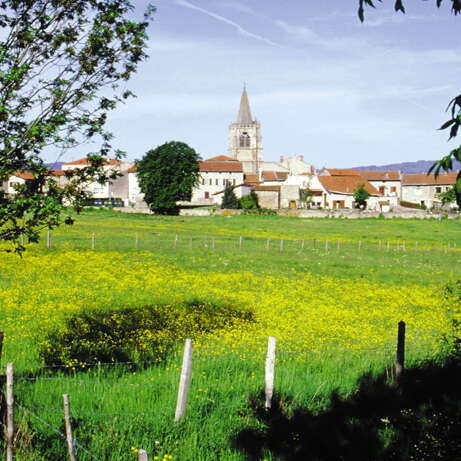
45, 162, 64, 170
353, 159, 461, 174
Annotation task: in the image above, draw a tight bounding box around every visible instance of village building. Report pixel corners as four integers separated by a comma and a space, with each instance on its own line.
358, 171, 401, 198
279, 155, 315, 175
62, 157, 133, 201
401, 172, 458, 208
190, 155, 246, 205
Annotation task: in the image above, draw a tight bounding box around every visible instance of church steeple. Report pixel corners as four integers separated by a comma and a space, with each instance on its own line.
228, 86, 263, 174
237, 86, 252, 124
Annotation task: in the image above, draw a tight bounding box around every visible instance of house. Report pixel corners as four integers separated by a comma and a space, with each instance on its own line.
190, 155, 245, 205
358, 171, 401, 198
401, 172, 458, 208
62, 157, 133, 200
2, 171, 35, 194
279, 155, 315, 175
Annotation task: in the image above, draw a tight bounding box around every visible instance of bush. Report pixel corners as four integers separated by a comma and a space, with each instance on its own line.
39, 301, 253, 368
221, 183, 240, 209
239, 191, 259, 210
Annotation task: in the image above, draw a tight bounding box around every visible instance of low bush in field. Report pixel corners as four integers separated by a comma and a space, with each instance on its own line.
39, 300, 253, 368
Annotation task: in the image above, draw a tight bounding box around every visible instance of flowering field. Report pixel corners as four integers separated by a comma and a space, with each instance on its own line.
0, 210, 459, 460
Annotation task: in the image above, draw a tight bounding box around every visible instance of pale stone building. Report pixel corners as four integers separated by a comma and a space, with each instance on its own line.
279, 155, 315, 175
190, 155, 245, 205
358, 171, 401, 198
401, 172, 458, 208
228, 87, 263, 174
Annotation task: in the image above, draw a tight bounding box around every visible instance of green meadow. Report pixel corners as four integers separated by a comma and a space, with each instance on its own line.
0, 210, 459, 460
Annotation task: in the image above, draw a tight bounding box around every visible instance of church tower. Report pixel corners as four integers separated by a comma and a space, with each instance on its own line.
228, 87, 263, 174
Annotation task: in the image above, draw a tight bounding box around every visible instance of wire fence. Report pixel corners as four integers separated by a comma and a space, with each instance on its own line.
38, 228, 460, 256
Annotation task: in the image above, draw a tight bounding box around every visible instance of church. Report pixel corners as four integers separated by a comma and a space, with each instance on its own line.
189, 87, 315, 206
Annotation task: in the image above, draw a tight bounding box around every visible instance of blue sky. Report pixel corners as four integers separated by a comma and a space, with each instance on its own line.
57, 0, 461, 168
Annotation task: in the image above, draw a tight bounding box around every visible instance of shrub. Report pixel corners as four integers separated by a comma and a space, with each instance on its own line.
221, 183, 240, 209
39, 301, 253, 368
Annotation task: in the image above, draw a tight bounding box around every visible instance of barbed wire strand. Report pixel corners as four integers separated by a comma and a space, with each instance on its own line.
15, 402, 101, 461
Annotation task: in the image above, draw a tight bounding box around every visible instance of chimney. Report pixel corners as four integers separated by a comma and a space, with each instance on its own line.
280, 155, 284, 163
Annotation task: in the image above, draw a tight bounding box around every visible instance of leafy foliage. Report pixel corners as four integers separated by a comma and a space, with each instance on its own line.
136, 141, 201, 214
221, 182, 240, 209
0, 1, 154, 253
357, 0, 461, 206
40, 301, 254, 368
353, 183, 370, 208
239, 190, 259, 210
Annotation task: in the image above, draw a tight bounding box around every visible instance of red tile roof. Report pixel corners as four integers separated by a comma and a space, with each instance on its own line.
206, 155, 237, 161
13, 171, 34, 180
243, 174, 261, 185
324, 169, 362, 177
402, 172, 458, 186
63, 157, 121, 166
199, 159, 243, 172
261, 171, 289, 181
318, 176, 380, 195
359, 171, 401, 181
127, 166, 137, 173
253, 185, 281, 192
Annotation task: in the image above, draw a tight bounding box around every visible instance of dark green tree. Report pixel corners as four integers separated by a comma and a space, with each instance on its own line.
137, 141, 201, 214
357, 0, 461, 204
0, 1, 154, 253
439, 185, 460, 207
240, 190, 259, 210
353, 183, 371, 209
221, 182, 240, 209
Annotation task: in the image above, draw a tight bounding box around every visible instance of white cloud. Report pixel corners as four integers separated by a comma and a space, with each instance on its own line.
175, 0, 281, 47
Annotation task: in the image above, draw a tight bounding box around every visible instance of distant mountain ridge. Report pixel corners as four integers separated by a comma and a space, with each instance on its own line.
353, 159, 461, 174
45, 162, 64, 170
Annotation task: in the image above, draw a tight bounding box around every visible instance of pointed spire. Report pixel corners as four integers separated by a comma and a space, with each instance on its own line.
237, 85, 252, 124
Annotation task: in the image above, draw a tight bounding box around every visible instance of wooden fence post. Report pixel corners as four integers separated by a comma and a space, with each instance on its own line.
135, 233, 139, 249
447, 242, 450, 252
63, 394, 77, 461
397, 240, 399, 251
0, 330, 4, 364
425, 241, 428, 251
337, 240, 340, 250
266, 238, 270, 251
387, 241, 390, 251
138, 449, 148, 461
325, 240, 328, 252
395, 321, 405, 386
358, 240, 362, 252
301, 239, 304, 250
402, 240, 406, 251
212, 237, 215, 249
455, 243, 457, 252
265, 337, 276, 410
189, 237, 192, 249
280, 239, 283, 252
47, 231, 51, 249
415, 241, 418, 251
175, 339, 193, 423
91, 232, 95, 250
6, 362, 14, 461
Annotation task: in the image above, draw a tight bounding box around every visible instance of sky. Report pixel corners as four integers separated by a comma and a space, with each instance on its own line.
54, 0, 461, 168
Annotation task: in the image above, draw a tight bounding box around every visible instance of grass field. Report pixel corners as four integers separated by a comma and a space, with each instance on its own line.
0, 210, 460, 460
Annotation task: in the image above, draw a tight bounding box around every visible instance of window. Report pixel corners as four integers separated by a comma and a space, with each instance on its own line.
209, 179, 212, 185
379, 186, 385, 194
215, 179, 218, 185
205, 192, 209, 199
223, 179, 226, 185
201, 178, 205, 185
233, 179, 236, 185
436, 186, 442, 194
390, 186, 396, 193
239, 132, 250, 148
